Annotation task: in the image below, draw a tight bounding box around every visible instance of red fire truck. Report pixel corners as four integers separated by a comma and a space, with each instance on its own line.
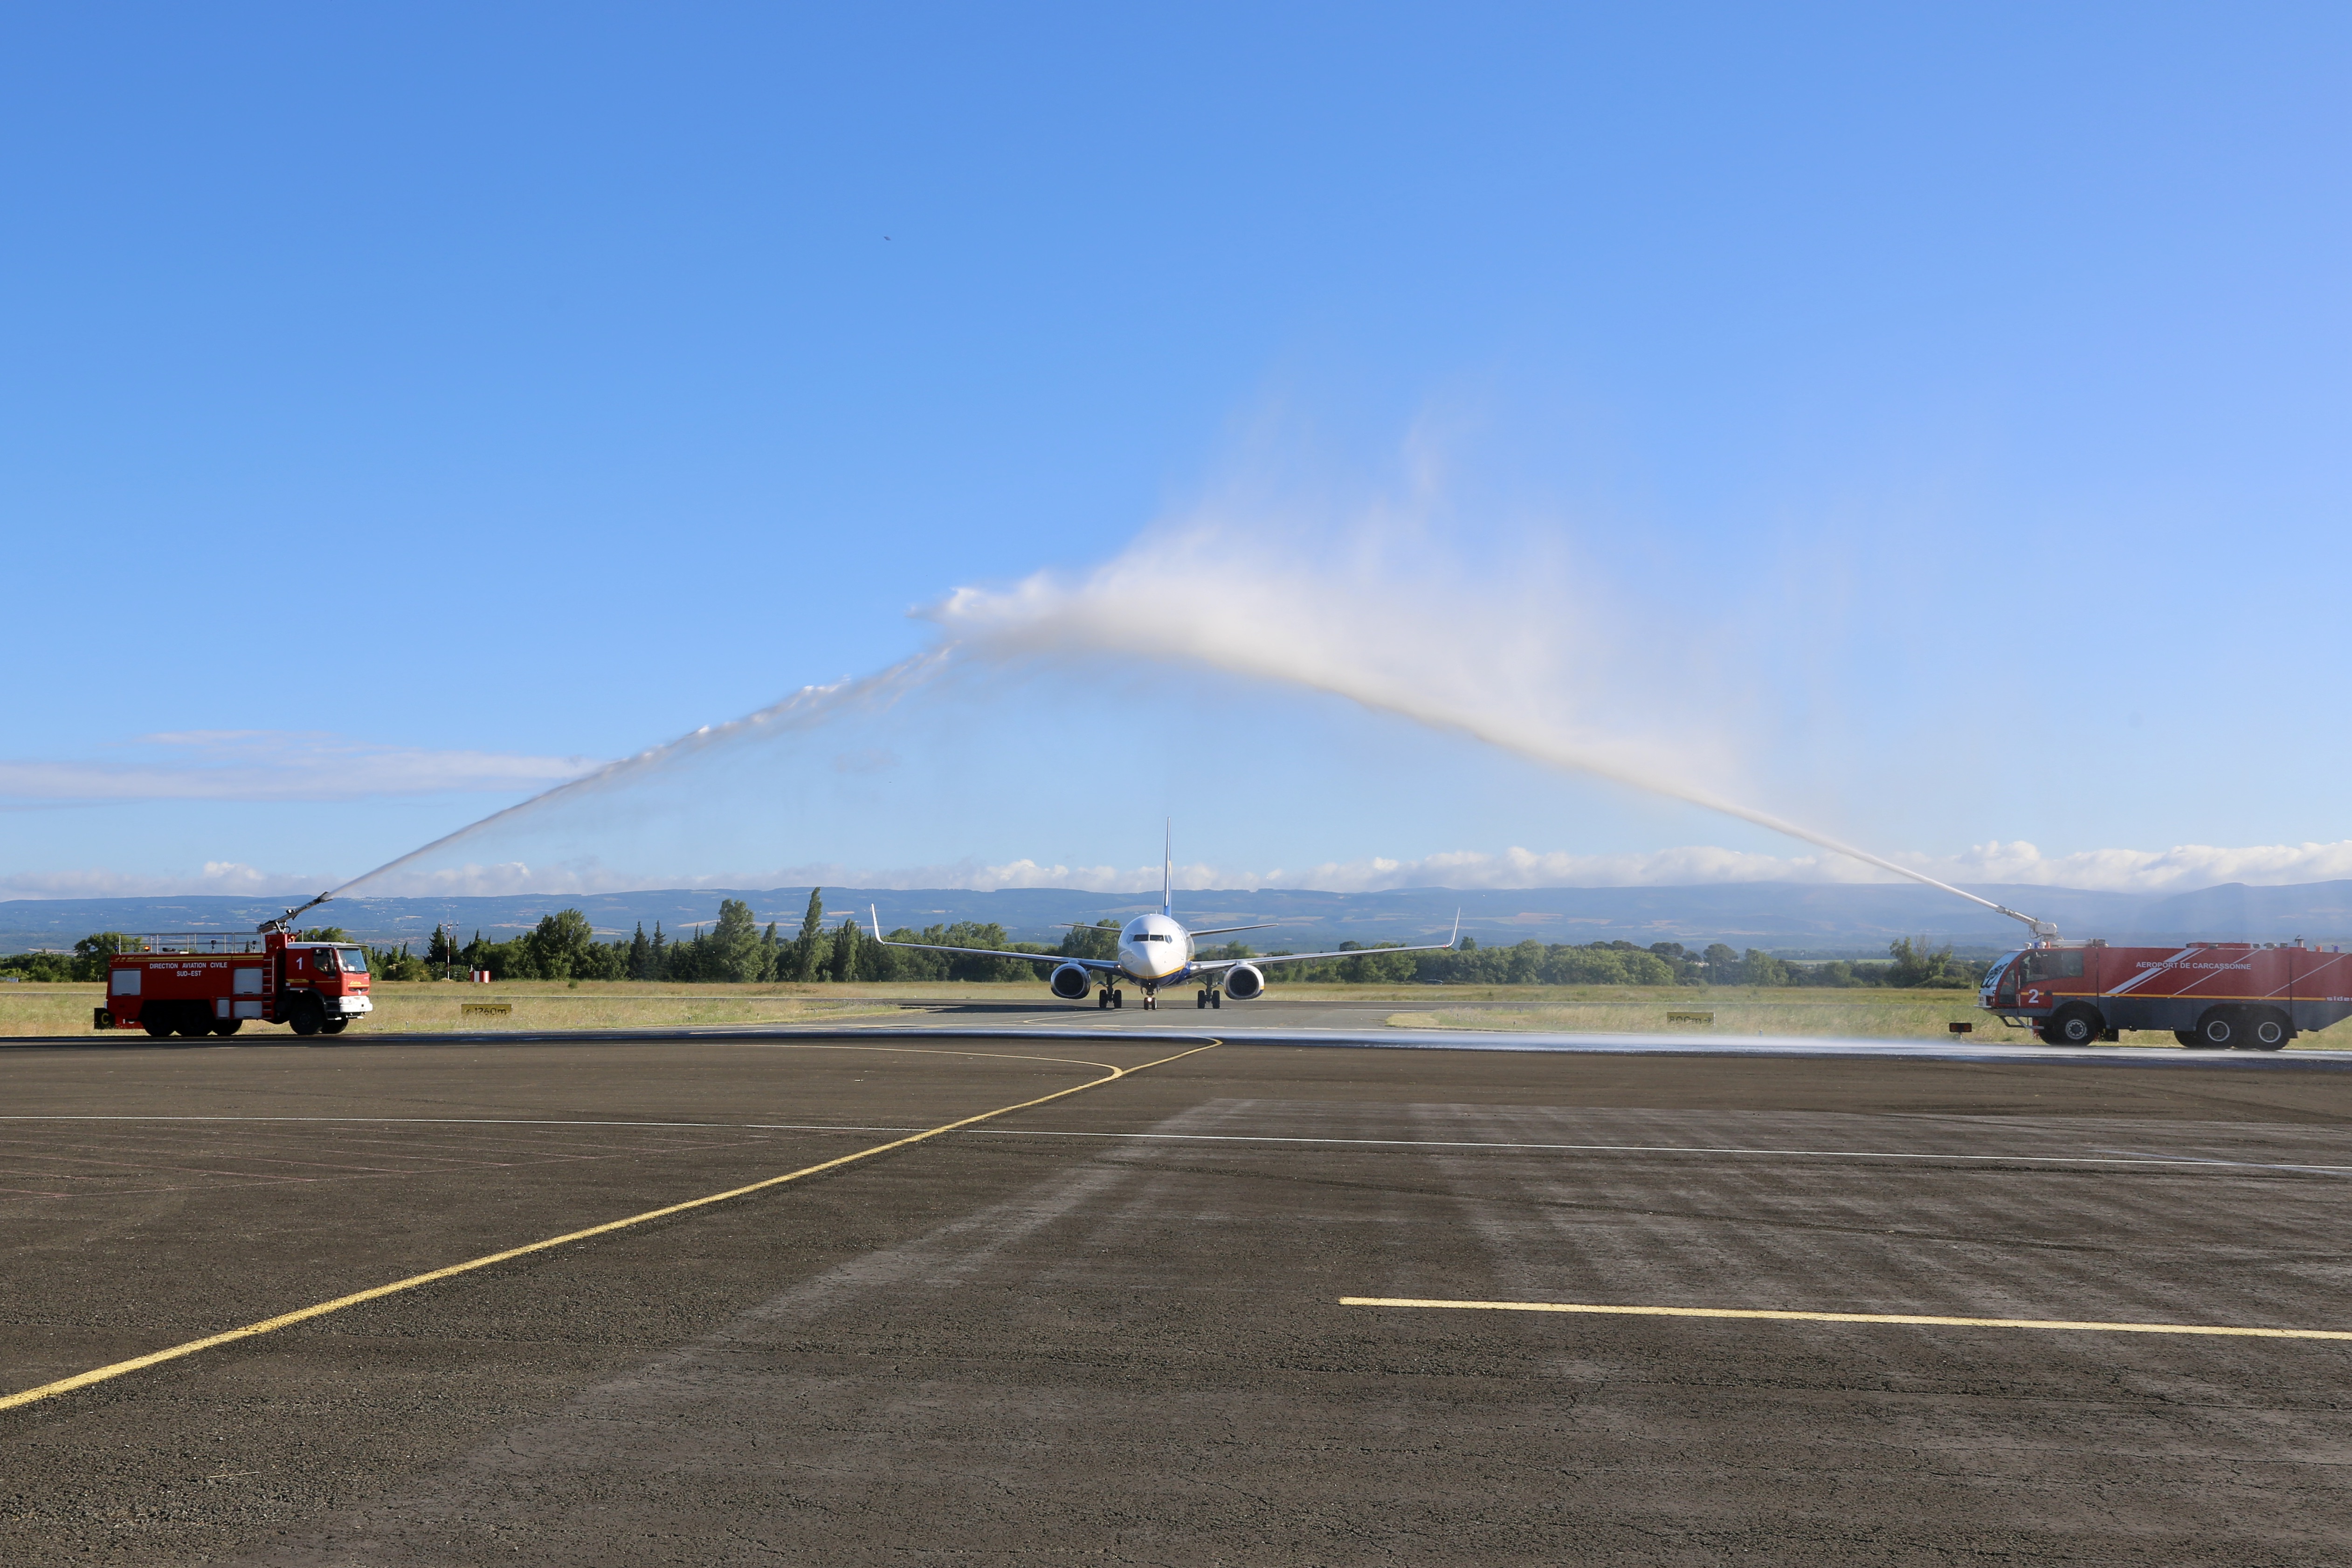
1980, 939, 2352, 1048
1850, 872, 2352, 1050
91, 894, 374, 1038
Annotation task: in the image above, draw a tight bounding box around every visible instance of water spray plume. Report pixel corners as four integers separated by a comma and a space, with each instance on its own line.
329, 505, 2052, 940
326, 651, 951, 900
931, 527, 2058, 940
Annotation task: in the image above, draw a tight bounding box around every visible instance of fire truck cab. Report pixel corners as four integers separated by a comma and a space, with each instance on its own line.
1981, 939, 2352, 1050
95, 926, 375, 1038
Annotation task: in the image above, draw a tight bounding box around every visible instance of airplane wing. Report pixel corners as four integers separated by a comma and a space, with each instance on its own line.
1193, 913, 1461, 972
869, 908, 1122, 972
1046, 919, 1278, 937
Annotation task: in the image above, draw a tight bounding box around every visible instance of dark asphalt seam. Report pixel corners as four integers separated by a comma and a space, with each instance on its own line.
9, 1115, 2349, 1175
8, 1023, 2352, 1071
1076, 1154, 2238, 1253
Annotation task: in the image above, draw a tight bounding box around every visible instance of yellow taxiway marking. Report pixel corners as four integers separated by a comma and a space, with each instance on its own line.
1339, 1298, 2352, 1340
0, 1039, 1220, 1413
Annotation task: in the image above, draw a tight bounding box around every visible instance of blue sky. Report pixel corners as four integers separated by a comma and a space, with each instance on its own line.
4, 4, 2348, 898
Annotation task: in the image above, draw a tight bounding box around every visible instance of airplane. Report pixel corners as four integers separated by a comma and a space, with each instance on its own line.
869, 827, 1461, 1011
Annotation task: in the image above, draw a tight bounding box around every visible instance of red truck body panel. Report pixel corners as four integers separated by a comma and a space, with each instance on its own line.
1982, 941, 2352, 1044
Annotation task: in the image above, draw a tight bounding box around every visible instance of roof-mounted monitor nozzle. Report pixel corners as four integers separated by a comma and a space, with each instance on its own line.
257, 891, 334, 936
1994, 902, 2062, 943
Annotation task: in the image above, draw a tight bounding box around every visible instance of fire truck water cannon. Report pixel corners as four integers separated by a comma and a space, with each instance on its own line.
257, 891, 337, 935
1901, 871, 2060, 945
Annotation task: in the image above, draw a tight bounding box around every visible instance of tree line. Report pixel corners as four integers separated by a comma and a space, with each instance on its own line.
1379, 935, 1984, 989
0, 897, 1986, 991
420, 893, 1124, 983
0, 933, 128, 982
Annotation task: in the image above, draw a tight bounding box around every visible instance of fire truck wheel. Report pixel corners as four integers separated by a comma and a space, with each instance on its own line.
2193, 1010, 2238, 1049
2045, 1006, 2103, 1046
2248, 1011, 2290, 1050
173, 1007, 213, 1039
213, 1019, 242, 1036
322, 1018, 349, 1035
141, 1014, 172, 1039
289, 999, 324, 1036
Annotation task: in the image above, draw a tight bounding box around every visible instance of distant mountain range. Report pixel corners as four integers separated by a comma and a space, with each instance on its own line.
7, 881, 2351, 956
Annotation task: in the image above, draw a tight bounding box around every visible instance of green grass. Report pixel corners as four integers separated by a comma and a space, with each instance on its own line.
1386, 984, 2347, 1048
8, 977, 2339, 1049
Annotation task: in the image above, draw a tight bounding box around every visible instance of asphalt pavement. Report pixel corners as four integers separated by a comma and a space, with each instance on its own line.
4, 1026, 2351, 1564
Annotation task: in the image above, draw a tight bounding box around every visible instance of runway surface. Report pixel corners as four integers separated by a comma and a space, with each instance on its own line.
5, 1024, 2352, 1563
810, 994, 2352, 1067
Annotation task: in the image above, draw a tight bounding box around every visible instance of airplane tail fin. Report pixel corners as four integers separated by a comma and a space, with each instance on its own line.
1163, 819, 1173, 918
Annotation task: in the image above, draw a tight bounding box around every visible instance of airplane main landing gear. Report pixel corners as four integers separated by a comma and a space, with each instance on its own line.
1196, 988, 1223, 1009
1097, 988, 1111, 1009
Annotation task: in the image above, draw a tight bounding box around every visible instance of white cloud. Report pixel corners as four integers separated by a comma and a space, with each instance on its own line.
1225, 840, 2352, 894
0, 731, 602, 803
0, 862, 331, 899
18, 839, 2352, 902
1921, 839, 2352, 893
339, 839, 2352, 897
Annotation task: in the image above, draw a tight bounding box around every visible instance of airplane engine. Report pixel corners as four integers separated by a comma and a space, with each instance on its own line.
1222, 963, 1265, 1001
1048, 963, 1093, 1001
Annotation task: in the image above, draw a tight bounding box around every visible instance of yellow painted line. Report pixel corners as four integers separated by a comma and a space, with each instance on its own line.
1338, 1298, 2352, 1340
0, 1039, 1219, 1413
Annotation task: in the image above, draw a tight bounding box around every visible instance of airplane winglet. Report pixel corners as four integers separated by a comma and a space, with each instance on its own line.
869, 904, 883, 940
1451, 909, 1462, 948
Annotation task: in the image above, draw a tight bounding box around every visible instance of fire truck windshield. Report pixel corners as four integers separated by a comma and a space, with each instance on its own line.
2022, 949, 2084, 981
318, 947, 369, 974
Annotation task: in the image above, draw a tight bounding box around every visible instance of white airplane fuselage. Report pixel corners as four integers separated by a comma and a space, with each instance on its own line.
1115, 912, 1196, 988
